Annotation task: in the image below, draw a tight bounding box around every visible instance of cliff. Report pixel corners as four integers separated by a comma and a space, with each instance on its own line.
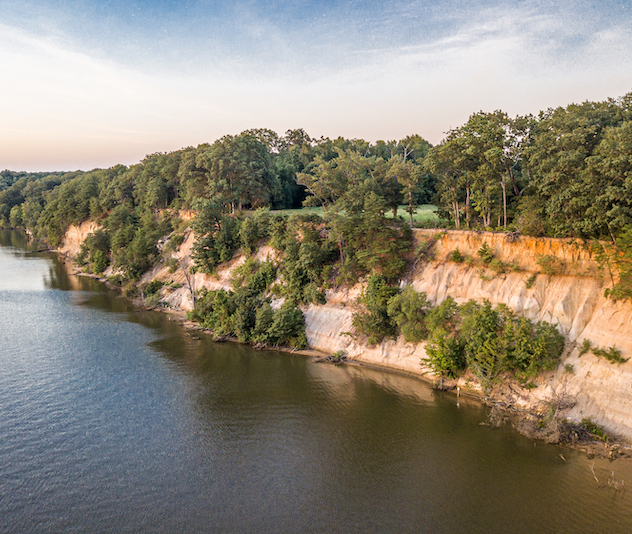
59, 223, 632, 442
305, 230, 632, 441
58, 220, 102, 258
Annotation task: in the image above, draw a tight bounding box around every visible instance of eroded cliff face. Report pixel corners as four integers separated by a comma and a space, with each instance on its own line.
59, 221, 102, 258
304, 230, 632, 441
60, 223, 632, 441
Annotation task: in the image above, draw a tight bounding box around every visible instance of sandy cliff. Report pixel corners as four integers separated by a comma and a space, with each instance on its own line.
59, 222, 632, 441
304, 230, 632, 441
58, 221, 102, 258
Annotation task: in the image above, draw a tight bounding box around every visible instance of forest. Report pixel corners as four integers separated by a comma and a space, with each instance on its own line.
2, 92, 632, 294
3, 91, 631, 384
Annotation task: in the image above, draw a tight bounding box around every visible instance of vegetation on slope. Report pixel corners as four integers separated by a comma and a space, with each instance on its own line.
2, 92, 632, 364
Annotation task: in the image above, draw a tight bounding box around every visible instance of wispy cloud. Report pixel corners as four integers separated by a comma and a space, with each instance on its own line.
1, 1, 631, 170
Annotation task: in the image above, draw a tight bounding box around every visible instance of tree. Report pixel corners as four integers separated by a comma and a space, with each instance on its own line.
523, 99, 625, 237
387, 156, 422, 227
352, 273, 399, 344
196, 133, 276, 212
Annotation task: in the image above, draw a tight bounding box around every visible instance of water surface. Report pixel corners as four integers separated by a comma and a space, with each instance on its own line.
1, 229, 631, 533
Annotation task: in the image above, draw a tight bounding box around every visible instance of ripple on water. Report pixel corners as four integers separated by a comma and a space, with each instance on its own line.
1, 234, 632, 534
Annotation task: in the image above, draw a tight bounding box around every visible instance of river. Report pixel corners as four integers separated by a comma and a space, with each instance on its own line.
1, 229, 631, 533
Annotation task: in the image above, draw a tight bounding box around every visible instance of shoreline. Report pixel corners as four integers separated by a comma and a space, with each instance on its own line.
52, 244, 632, 460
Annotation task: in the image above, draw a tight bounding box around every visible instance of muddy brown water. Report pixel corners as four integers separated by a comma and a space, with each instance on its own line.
1, 229, 631, 533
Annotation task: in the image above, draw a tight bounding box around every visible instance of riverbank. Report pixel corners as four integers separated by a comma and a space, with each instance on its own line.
54, 222, 632, 454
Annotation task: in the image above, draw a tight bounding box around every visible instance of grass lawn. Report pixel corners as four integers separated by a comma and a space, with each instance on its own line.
270, 204, 439, 225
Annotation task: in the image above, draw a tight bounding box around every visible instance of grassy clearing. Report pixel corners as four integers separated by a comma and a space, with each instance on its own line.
270, 205, 439, 225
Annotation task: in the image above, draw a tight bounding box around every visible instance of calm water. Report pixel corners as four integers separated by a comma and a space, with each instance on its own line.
1, 229, 631, 533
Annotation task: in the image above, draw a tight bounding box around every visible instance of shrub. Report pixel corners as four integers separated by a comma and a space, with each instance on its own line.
505, 316, 565, 380
164, 233, 185, 253
387, 286, 431, 343
477, 242, 494, 264
423, 328, 466, 378
489, 258, 505, 274
144, 279, 164, 296
459, 301, 506, 393
253, 301, 275, 343
352, 273, 399, 344
425, 297, 459, 333
536, 254, 562, 276
239, 216, 259, 255
266, 301, 308, 348
591, 345, 629, 364
578, 339, 591, 356
580, 418, 609, 441
165, 257, 179, 273
123, 281, 138, 298
449, 248, 464, 263
525, 274, 537, 289
144, 293, 162, 308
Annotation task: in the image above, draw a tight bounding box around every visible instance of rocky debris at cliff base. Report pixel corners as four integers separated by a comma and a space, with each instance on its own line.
509, 410, 632, 459
315, 351, 347, 364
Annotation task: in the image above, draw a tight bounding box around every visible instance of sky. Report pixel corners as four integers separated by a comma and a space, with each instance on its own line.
1, 0, 632, 171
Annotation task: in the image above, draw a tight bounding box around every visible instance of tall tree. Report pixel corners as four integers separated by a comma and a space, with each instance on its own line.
196, 134, 276, 212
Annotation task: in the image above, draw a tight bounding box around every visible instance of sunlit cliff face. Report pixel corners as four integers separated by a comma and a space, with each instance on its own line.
2, 0, 632, 171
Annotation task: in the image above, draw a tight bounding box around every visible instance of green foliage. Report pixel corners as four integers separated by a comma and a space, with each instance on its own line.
489, 258, 505, 274
449, 248, 464, 263
352, 273, 399, 344
578, 339, 592, 356
459, 301, 508, 392
591, 345, 629, 364
580, 418, 610, 441
268, 213, 332, 303
424, 328, 466, 378
516, 196, 549, 237
602, 226, 632, 300
386, 286, 431, 343
164, 233, 185, 253
536, 254, 562, 276
191, 200, 240, 273
144, 292, 162, 309
78, 229, 110, 274
144, 279, 164, 296
504, 316, 566, 380
187, 257, 306, 348
425, 297, 459, 333
266, 301, 308, 348
477, 242, 494, 264
239, 217, 259, 255
418, 296, 565, 390
525, 274, 537, 289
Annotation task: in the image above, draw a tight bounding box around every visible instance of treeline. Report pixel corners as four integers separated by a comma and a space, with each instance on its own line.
0, 128, 433, 244
428, 96, 632, 239
1, 91, 632, 297
0, 129, 428, 287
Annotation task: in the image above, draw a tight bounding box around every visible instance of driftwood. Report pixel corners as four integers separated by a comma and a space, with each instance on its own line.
315, 353, 347, 364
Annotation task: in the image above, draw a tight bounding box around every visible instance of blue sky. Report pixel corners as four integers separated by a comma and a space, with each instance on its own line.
1, 0, 632, 171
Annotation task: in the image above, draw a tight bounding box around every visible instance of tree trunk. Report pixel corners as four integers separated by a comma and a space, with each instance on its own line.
453, 198, 460, 228
501, 177, 507, 229
183, 266, 196, 308
465, 184, 471, 228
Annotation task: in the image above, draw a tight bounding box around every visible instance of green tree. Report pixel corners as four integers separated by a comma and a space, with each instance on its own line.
197, 133, 276, 212
387, 286, 431, 342
352, 273, 399, 344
